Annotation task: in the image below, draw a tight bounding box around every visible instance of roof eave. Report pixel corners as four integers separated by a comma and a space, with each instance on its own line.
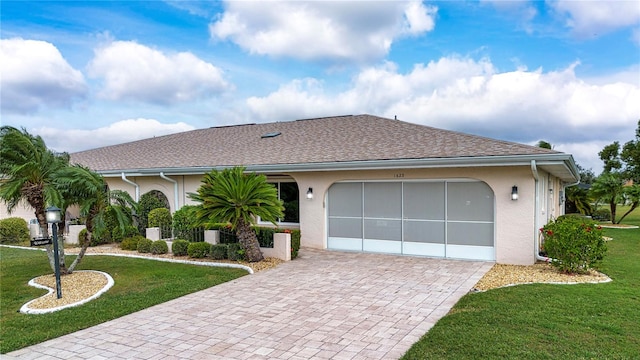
97, 153, 579, 183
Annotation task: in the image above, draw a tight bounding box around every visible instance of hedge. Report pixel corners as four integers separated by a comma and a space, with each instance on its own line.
0, 217, 30, 244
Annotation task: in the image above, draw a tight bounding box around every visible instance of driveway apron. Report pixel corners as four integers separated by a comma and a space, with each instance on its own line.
7, 249, 492, 360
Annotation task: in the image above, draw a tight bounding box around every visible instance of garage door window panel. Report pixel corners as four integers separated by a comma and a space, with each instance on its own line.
447, 182, 493, 222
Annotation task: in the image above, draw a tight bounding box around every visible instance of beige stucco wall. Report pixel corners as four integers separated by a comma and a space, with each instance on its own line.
101, 166, 568, 266
288, 166, 539, 265
0, 201, 36, 222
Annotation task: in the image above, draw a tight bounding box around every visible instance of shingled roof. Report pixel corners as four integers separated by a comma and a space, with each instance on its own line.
70, 114, 576, 180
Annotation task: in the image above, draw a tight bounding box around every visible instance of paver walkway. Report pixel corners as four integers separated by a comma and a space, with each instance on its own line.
7, 249, 492, 360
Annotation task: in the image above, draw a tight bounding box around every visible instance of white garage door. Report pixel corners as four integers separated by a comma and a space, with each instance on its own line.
327, 180, 495, 261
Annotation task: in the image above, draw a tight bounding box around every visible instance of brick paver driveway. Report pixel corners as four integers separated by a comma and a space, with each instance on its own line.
7, 249, 492, 360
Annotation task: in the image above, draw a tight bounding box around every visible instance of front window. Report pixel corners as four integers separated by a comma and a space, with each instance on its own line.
264, 181, 299, 224
279, 182, 299, 223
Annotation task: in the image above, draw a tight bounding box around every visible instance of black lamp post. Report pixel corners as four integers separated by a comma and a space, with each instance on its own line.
46, 206, 63, 299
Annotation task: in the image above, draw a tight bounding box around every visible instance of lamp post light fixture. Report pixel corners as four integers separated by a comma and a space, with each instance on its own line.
306, 187, 313, 200
46, 206, 63, 299
511, 185, 519, 201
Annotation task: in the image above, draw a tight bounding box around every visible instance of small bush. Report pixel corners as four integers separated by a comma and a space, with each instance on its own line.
172, 205, 204, 242
227, 243, 244, 261
187, 242, 211, 258
0, 217, 30, 244
210, 244, 228, 260
150, 240, 168, 255
148, 208, 172, 239
290, 229, 301, 259
81, 228, 109, 247
137, 238, 153, 253
171, 239, 189, 256
254, 227, 275, 248
540, 217, 607, 274
591, 208, 611, 222
121, 236, 144, 250
111, 225, 139, 243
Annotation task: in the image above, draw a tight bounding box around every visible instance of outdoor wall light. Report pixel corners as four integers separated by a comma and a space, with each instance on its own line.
45, 206, 63, 299
306, 187, 313, 200
511, 185, 519, 201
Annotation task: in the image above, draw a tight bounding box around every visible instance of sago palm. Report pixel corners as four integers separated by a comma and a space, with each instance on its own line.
189, 167, 284, 262
56, 165, 137, 272
0, 126, 68, 272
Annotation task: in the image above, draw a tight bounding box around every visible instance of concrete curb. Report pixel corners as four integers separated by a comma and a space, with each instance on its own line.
20, 270, 114, 314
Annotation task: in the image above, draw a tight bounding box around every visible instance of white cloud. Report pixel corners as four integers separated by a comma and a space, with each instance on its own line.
0, 38, 87, 114
87, 41, 231, 104
403, 1, 437, 35
34, 118, 195, 153
633, 27, 640, 46
555, 140, 611, 174
246, 56, 640, 168
209, 0, 437, 62
550, 0, 640, 37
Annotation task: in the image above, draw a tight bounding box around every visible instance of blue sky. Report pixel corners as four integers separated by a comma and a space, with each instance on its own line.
1, 0, 639, 173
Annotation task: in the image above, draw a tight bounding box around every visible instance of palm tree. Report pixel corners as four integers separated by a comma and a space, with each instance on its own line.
0, 126, 68, 272
590, 173, 625, 224
617, 184, 640, 224
189, 167, 284, 262
56, 165, 137, 273
564, 185, 593, 215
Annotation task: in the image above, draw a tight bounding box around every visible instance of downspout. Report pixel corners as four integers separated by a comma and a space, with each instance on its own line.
121, 173, 139, 202
531, 161, 553, 263
160, 172, 179, 212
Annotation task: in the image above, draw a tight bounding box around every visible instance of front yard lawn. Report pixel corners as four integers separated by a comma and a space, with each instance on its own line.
0, 248, 247, 354
402, 207, 640, 359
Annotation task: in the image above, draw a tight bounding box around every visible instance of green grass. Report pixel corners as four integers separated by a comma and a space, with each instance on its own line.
0, 248, 247, 354
402, 206, 640, 359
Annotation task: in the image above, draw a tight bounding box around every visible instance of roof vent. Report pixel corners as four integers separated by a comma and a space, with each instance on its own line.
261, 131, 281, 139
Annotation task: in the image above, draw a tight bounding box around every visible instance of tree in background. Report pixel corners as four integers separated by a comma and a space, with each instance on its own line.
565, 164, 595, 215
591, 121, 640, 223
189, 167, 284, 262
536, 140, 553, 149
621, 120, 640, 183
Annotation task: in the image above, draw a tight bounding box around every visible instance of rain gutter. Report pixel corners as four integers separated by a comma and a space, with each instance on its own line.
160, 172, 179, 211
121, 173, 139, 202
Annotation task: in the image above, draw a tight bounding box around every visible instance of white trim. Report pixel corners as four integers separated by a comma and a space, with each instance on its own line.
445, 245, 495, 261
328, 237, 362, 251
363, 239, 401, 254
403, 242, 446, 257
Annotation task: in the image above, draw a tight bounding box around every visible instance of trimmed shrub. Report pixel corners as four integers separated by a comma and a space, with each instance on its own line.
171, 239, 189, 256
290, 229, 301, 260
540, 217, 607, 274
0, 217, 30, 244
138, 190, 170, 235
148, 208, 172, 239
80, 227, 109, 247
254, 227, 275, 248
137, 238, 153, 253
592, 208, 612, 222
172, 205, 204, 242
150, 240, 168, 255
121, 236, 144, 250
227, 243, 244, 261
187, 242, 211, 258
111, 225, 139, 243
211, 244, 228, 260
